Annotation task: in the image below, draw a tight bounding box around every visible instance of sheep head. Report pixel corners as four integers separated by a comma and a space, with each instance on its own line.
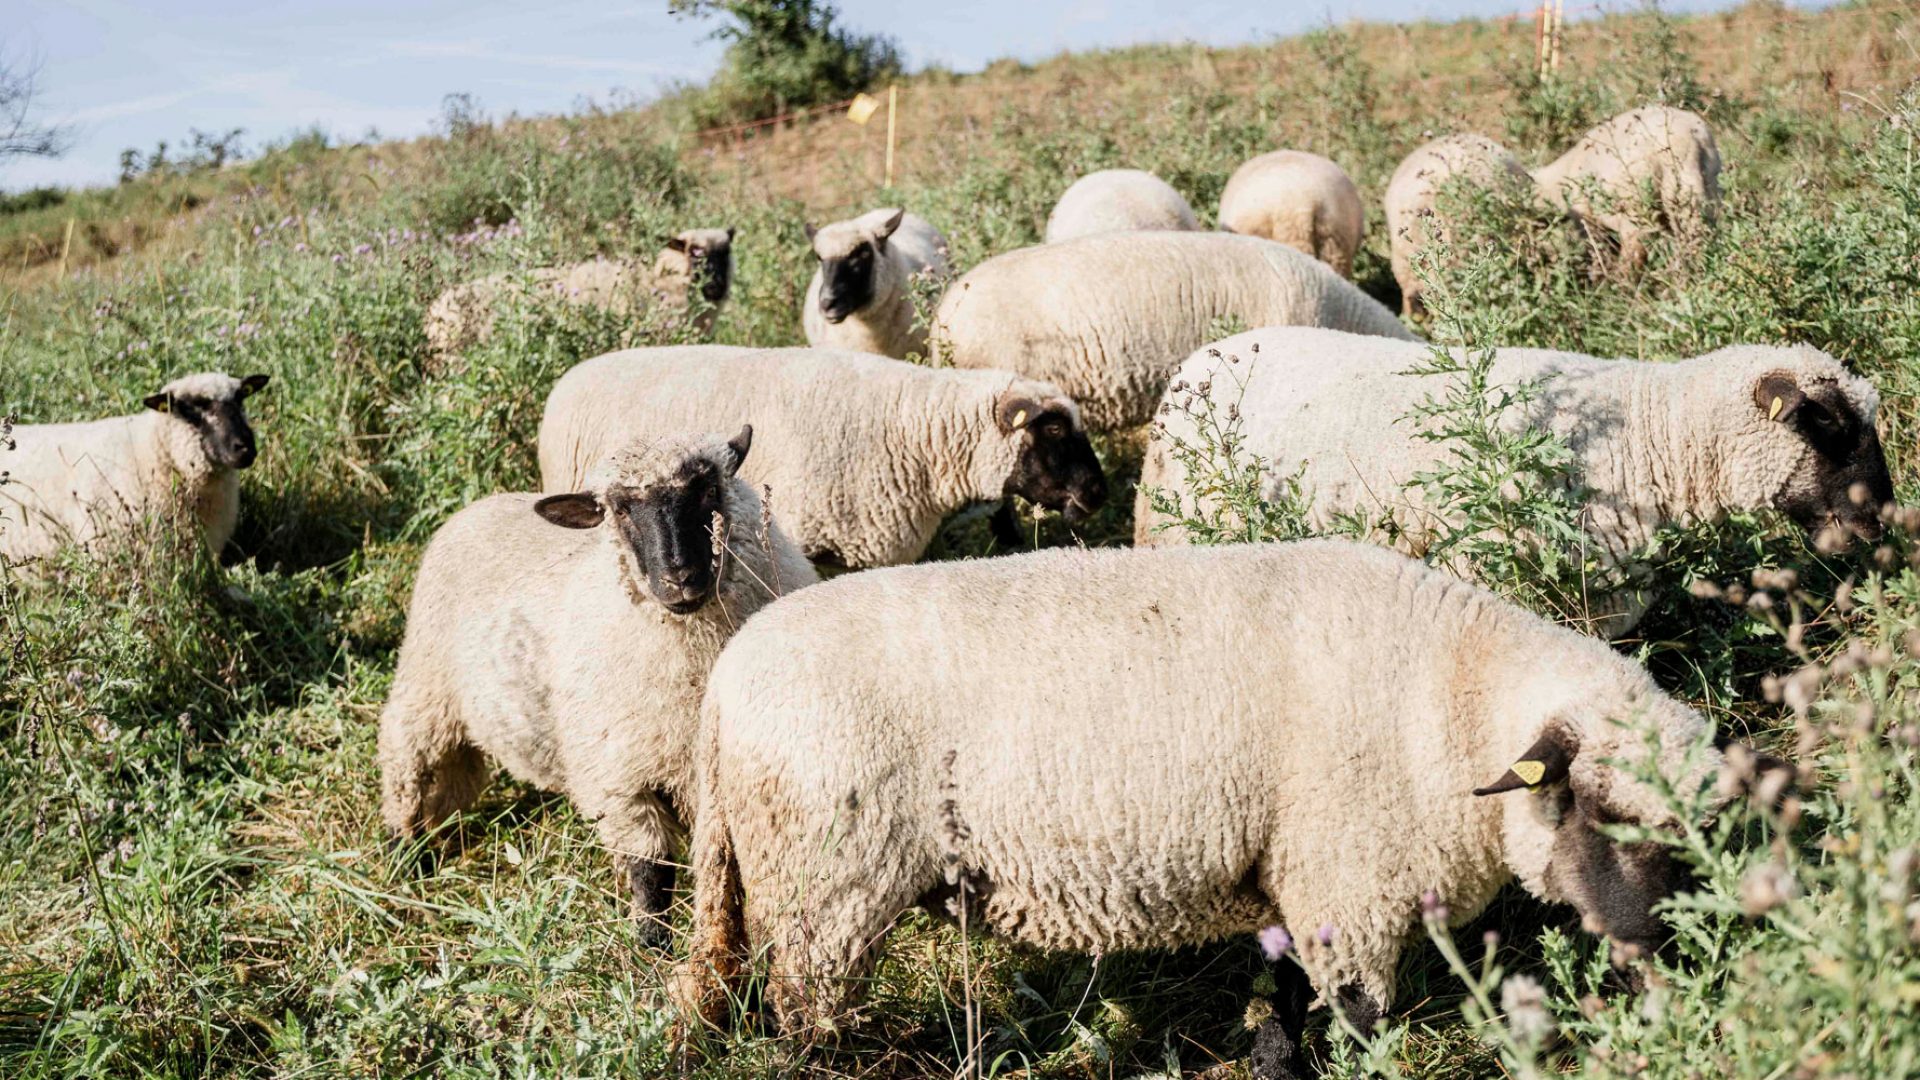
144, 371, 270, 472
809, 208, 907, 323
535, 427, 752, 614
994, 385, 1107, 524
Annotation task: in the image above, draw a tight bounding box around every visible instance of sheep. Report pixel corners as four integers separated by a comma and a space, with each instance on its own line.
1218, 150, 1365, 278
378, 429, 816, 944
801, 208, 950, 360
1532, 105, 1722, 268
424, 227, 735, 364
1043, 169, 1201, 243
1136, 327, 1893, 636
674, 538, 1744, 1080
537, 346, 1109, 569
928, 231, 1417, 431
1383, 133, 1533, 315
0, 372, 270, 569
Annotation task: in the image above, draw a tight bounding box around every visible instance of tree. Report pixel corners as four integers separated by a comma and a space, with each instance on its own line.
671, 0, 901, 126
0, 51, 68, 161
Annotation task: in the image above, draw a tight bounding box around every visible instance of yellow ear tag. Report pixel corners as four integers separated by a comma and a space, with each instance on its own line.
1011, 409, 1028, 428
1512, 760, 1547, 786
1769, 396, 1784, 421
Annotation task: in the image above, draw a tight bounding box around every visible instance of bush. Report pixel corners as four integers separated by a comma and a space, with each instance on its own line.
671, 0, 902, 129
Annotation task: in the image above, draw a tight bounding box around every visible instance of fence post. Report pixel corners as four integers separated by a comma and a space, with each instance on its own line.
884, 84, 898, 190
58, 217, 75, 277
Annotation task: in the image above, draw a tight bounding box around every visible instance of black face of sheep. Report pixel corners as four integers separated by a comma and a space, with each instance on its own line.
997, 397, 1109, 523
145, 373, 269, 470
535, 427, 752, 614
1473, 727, 1691, 957
672, 229, 735, 307
1757, 373, 1894, 541
815, 241, 878, 323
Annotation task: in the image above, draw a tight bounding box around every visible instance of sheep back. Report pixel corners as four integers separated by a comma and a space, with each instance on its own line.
1043, 169, 1201, 243
1218, 150, 1365, 278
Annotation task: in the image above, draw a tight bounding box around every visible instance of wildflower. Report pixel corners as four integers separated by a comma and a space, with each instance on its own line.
1500, 974, 1553, 1044
251, 225, 263, 237
1739, 861, 1801, 917
353, 243, 372, 255
1243, 996, 1274, 1030
294, 243, 308, 253
1257, 925, 1292, 960
1420, 889, 1449, 923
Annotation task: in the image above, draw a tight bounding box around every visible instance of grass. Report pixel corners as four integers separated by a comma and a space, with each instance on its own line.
4, 1, 1920, 1076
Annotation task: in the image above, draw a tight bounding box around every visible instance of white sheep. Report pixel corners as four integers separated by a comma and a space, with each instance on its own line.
928, 231, 1416, 431
1383, 133, 1532, 315
537, 346, 1109, 569
675, 538, 1737, 1080
1532, 105, 1722, 268
379, 429, 816, 943
424, 227, 735, 364
1136, 328, 1893, 635
1043, 169, 1201, 243
0, 372, 270, 569
801, 208, 950, 360
1218, 150, 1365, 278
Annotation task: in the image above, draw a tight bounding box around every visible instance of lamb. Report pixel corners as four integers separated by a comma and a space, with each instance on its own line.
674, 538, 1747, 1080
1218, 150, 1365, 278
1383, 133, 1532, 315
1043, 169, 1201, 243
1532, 105, 1722, 268
0, 372, 270, 569
424, 227, 735, 363
928, 231, 1416, 431
1136, 327, 1892, 636
537, 346, 1108, 569
378, 429, 816, 944
802, 208, 950, 360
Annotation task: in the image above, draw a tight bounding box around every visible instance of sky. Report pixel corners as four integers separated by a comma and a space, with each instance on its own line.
3, 0, 1814, 192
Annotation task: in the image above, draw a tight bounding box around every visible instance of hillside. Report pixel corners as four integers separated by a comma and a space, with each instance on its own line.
4, 2, 1920, 1077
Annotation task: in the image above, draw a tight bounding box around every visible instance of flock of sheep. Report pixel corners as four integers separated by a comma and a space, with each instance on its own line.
0, 102, 1888, 1079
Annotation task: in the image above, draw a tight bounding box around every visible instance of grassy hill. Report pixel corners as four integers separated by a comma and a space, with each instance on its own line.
4, 2, 1920, 1077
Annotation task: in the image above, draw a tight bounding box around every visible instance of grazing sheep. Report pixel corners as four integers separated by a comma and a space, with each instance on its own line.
424, 227, 735, 363
1218, 150, 1365, 278
1043, 169, 1201, 243
0, 372, 269, 568
929, 231, 1416, 430
802, 208, 950, 360
1383, 134, 1532, 315
538, 346, 1108, 569
379, 429, 815, 944
676, 539, 1735, 1080
1137, 328, 1893, 635
1532, 105, 1722, 267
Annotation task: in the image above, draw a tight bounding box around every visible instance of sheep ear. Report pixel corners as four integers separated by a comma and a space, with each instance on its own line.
239, 374, 271, 398
1754, 373, 1807, 423
725, 424, 752, 475
996, 394, 1040, 434
875, 208, 905, 243
534, 492, 604, 529
665, 236, 690, 254
803, 222, 819, 243
1473, 728, 1575, 796
725, 226, 736, 242
143, 392, 170, 413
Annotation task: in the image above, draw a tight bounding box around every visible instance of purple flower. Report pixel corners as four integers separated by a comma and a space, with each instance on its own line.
1258, 925, 1292, 961
278, 216, 294, 229
353, 243, 372, 255
1420, 889, 1449, 922
294, 243, 308, 253
1316, 923, 1335, 946
251, 225, 263, 237
331, 254, 344, 264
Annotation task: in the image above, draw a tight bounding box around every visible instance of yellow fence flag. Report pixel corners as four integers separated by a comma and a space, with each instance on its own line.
847, 93, 881, 126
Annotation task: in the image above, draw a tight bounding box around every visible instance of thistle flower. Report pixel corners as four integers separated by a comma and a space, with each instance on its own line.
1739, 861, 1801, 917
1499, 974, 1553, 1045
1257, 925, 1292, 961
1420, 888, 1449, 923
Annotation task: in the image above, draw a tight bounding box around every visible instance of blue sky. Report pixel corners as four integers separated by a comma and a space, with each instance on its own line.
4, 0, 1805, 192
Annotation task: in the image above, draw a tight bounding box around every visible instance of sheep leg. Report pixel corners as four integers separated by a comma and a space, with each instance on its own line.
1249, 958, 1314, 1080
377, 688, 486, 838
989, 501, 1025, 550
1333, 983, 1381, 1039
587, 791, 685, 948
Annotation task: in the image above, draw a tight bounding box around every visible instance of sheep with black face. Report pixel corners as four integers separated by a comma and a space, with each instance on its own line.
0, 371, 269, 569
424, 226, 737, 364
377, 430, 816, 943
1138, 328, 1895, 636
674, 540, 1750, 1080
538, 346, 1108, 569
801, 208, 949, 360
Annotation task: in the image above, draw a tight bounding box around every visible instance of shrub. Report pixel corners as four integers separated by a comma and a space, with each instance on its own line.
670, 0, 902, 129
